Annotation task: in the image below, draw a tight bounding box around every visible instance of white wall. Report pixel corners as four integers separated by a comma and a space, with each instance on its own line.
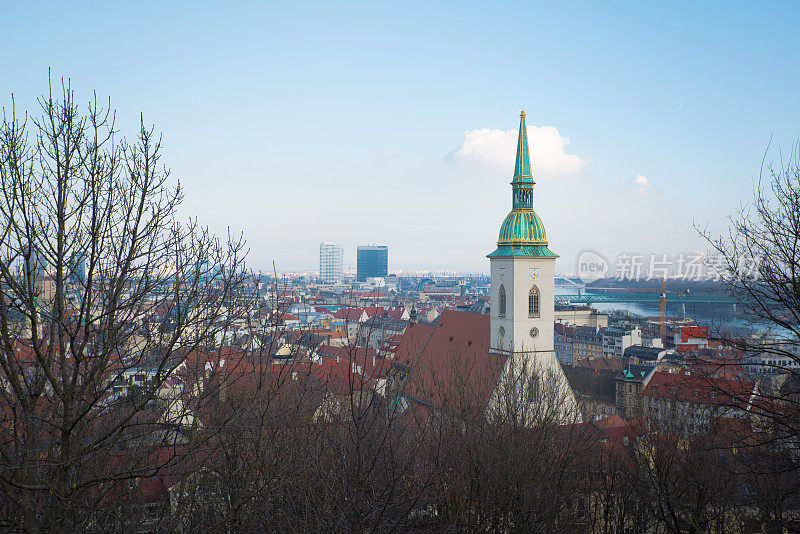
490, 255, 556, 353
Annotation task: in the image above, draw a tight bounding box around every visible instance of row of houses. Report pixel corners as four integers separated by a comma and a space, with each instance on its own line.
555, 322, 713, 365
565, 344, 759, 423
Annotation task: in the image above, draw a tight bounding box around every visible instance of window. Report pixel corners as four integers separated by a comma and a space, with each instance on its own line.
528, 285, 540, 317
498, 285, 506, 317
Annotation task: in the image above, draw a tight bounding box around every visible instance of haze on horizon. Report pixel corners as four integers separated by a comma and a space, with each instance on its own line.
2, 2, 798, 274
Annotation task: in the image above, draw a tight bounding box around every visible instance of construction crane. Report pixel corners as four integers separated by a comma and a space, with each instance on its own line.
585, 277, 688, 346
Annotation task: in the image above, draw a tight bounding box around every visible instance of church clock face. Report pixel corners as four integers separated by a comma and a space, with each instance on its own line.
529, 327, 539, 338
530, 268, 540, 281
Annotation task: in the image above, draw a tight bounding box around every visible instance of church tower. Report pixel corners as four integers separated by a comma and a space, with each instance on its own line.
487, 111, 578, 420
488, 111, 557, 353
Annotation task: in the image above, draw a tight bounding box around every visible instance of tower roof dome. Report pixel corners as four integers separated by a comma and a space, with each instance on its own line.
487, 111, 557, 259
497, 210, 547, 245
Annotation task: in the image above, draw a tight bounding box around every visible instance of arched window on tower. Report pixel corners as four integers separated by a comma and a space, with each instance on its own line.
498, 285, 506, 317
529, 285, 540, 318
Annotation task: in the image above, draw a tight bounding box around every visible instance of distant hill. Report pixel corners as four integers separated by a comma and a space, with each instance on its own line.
586, 278, 730, 294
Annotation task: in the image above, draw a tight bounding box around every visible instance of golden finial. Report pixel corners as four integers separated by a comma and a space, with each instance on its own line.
520, 110, 526, 118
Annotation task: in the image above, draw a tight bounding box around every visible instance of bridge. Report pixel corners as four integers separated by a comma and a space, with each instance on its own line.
555, 291, 737, 305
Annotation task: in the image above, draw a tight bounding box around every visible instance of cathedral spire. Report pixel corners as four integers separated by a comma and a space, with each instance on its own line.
514, 110, 532, 179
510, 111, 534, 211
488, 111, 556, 259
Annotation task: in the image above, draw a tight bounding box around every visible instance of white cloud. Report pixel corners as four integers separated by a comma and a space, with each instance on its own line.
629, 174, 650, 196
451, 124, 585, 176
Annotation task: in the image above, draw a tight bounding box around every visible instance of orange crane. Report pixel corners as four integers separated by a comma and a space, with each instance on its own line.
588, 277, 687, 346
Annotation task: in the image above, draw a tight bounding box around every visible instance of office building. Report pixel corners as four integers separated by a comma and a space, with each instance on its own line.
356, 245, 388, 282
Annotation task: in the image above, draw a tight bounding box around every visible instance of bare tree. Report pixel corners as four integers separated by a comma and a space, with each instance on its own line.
699, 143, 800, 529
0, 77, 250, 532
397, 341, 594, 532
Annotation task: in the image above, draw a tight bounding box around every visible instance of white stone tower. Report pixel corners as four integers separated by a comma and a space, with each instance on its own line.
487, 111, 579, 422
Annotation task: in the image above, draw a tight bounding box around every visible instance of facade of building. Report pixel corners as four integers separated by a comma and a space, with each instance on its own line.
673, 325, 709, 353
357, 317, 408, 349
602, 326, 642, 358
69, 250, 87, 286
642, 371, 755, 434
554, 323, 575, 364
356, 245, 388, 282
572, 326, 603, 360
487, 111, 578, 421
319, 242, 344, 285
564, 366, 621, 421
615, 363, 656, 419
554, 306, 609, 328
743, 335, 800, 375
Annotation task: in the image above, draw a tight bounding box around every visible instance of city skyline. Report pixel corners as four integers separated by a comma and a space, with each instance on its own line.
2, 2, 798, 273
2, 4, 799, 531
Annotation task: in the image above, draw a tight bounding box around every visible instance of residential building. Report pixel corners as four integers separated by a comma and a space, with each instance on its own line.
674, 325, 709, 353
743, 334, 800, 375
572, 326, 603, 360
421, 277, 463, 297
554, 323, 576, 364
356, 245, 388, 282
642, 371, 755, 434
641, 332, 664, 348
564, 366, 620, 420
555, 305, 609, 328
357, 316, 408, 349
615, 363, 656, 419
319, 242, 344, 284
623, 345, 670, 363
602, 326, 642, 358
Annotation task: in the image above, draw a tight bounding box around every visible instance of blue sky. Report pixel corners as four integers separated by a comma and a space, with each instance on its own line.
2, 1, 798, 273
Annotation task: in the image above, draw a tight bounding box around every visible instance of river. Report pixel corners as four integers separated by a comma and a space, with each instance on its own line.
554, 286, 781, 337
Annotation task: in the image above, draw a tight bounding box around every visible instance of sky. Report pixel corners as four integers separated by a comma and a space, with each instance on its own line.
1, 1, 799, 274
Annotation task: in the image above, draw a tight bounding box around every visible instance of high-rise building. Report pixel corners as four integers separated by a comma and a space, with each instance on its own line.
23, 242, 45, 287
356, 245, 388, 282
69, 250, 87, 286
319, 242, 344, 284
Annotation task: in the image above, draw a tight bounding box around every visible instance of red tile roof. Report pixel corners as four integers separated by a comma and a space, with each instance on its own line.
395, 310, 507, 415
554, 323, 576, 336
332, 307, 366, 321
573, 356, 627, 373
643, 371, 755, 410
385, 307, 408, 320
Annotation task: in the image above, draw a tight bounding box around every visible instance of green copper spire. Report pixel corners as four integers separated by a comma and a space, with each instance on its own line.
487, 111, 556, 259
511, 110, 534, 210
514, 111, 532, 179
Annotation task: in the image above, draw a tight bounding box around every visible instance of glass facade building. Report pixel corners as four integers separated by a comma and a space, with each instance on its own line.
356, 245, 388, 282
